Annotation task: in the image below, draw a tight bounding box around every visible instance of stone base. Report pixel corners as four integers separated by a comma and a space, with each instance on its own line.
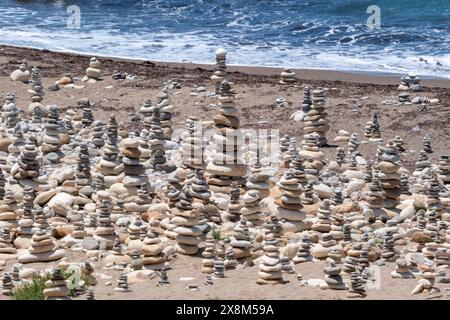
256, 278, 288, 285
18, 249, 65, 263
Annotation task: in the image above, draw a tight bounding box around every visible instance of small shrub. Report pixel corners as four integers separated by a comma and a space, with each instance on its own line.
211, 227, 224, 241
12, 274, 51, 300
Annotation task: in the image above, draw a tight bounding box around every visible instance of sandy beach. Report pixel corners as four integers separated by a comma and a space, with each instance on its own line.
0, 44, 449, 301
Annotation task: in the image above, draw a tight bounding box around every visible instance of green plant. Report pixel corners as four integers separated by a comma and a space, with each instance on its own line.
211, 226, 224, 241
12, 274, 51, 300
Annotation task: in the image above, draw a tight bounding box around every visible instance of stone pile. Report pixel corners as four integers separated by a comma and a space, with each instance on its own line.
201, 233, 216, 274
378, 144, 401, 209
10, 59, 31, 82
229, 218, 252, 264
173, 185, 201, 255
293, 235, 312, 264
43, 269, 70, 300
18, 229, 65, 263
364, 113, 382, 142
156, 88, 174, 140
257, 234, 284, 285
82, 57, 102, 83
42, 105, 63, 163
180, 118, 204, 170
398, 72, 422, 92
323, 259, 347, 290
303, 89, 329, 147
273, 169, 305, 233
279, 68, 297, 85
211, 48, 227, 94
241, 190, 264, 226
206, 80, 247, 193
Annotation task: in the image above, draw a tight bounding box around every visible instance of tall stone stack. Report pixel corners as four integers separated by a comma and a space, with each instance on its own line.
156, 88, 174, 140
229, 218, 252, 264
90, 121, 106, 149
181, 117, 204, 170
364, 113, 382, 142
142, 231, 166, 268
13, 140, 40, 180
76, 143, 92, 196
78, 98, 94, 128
226, 182, 242, 222
303, 89, 329, 147
301, 86, 312, 113
246, 150, 270, 199
98, 115, 120, 178
201, 233, 216, 274
147, 106, 167, 170
273, 169, 305, 233
437, 156, 450, 186
206, 80, 247, 193
241, 190, 264, 226
299, 133, 325, 182
42, 105, 63, 163
120, 138, 149, 193
211, 48, 227, 95
28, 69, 45, 115
377, 143, 401, 209
3, 100, 21, 129
0, 228, 17, 260
257, 233, 284, 285
94, 200, 115, 249
172, 185, 201, 255
187, 169, 211, 204
14, 187, 34, 248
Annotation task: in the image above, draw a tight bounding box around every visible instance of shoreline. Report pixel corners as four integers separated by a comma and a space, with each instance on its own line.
1, 44, 450, 88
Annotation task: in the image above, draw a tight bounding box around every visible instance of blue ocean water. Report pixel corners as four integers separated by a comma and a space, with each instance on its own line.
0, 0, 449, 77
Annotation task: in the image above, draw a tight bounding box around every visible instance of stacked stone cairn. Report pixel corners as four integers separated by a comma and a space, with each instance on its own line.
173, 185, 201, 255
156, 87, 174, 140
293, 235, 312, 264
303, 88, 329, 147
377, 143, 401, 209
230, 218, 252, 264
279, 68, 297, 85
43, 269, 70, 300
82, 57, 102, 83
437, 156, 450, 185
257, 234, 284, 285
42, 105, 63, 163
180, 117, 204, 170
398, 72, 422, 92
206, 80, 247, 193
364, 113, 382, 142
273, 169, 305, 233
241, 190, 264, 226
211, 48, 227, 95
28, 67, 45, 113
98, 115, 120, 178
323, 258, 347, 290
201, 233, 216, 274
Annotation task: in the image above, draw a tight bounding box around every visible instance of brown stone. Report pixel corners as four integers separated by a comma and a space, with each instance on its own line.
411, 231, 432, 244
213, 114, 239, 128
122, 147, 141, 158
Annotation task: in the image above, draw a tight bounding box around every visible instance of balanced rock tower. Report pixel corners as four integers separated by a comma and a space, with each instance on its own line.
303, 88, 329, 147
82, 57, 102, 83
206, 80, 247, 193
211, 48, 227, 95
